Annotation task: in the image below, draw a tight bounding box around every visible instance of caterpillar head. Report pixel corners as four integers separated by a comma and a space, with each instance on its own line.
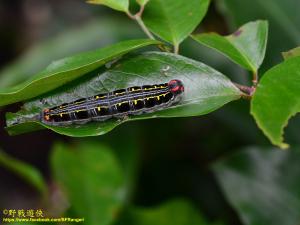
168, 79, 184, 95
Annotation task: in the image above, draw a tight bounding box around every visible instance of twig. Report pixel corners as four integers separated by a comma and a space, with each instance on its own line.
233, 82, 255, 100
252, 71, 258, 87
127, 5, 155, 40
174, 44, 179, 54
127, 6, 170, 52
135, 16, 155, 40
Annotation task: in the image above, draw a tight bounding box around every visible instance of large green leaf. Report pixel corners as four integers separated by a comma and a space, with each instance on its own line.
87, 0, 129, 13
6, 52, 241, 136
115, 199, 220, 225
251, 56, 300, 149
0, 39, 160, 107
192, 20, 268, 73
214, 146, 300, 225
0, 150, 47, 198
51, 141, 124, 225
143, 0, 210, 47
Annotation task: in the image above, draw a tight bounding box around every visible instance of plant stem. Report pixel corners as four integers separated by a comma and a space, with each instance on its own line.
252, 71, 258, 87
127, 5, 155, 40
127, 6, 170, 52
135, 16, 155, 40
233, 82, 255, 100
174, 44, 179, 54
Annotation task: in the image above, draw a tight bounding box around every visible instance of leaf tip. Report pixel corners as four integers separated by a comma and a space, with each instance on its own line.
279, 143, 290, 150
282, 47, 300, 60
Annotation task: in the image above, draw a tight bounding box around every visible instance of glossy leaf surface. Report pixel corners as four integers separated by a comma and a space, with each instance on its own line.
143, 0, 210, 46
0, 39, 160, 107
192, 20, 268, 72
251, 56, 300, 148
220, 0, 300, 69
6, 52, 241, 136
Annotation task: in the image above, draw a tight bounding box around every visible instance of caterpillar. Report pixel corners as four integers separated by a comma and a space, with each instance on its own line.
42, 79, 184, 126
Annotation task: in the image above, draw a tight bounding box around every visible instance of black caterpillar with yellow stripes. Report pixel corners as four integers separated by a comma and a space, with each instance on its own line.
42, 79, 184, 126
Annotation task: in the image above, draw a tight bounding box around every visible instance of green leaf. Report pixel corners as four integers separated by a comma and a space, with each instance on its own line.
116, 199, 219, 225
191, 20, 268, 72
251, 56, 300, 149
143, 0, 210, 46
109, 134, 140, 201
219, 0, 300, 69
0, 150, 47, 198
51, 141, 124, 225
0, 18, 144, 89
282, 46, 300, 60
214, 146, 300, 225
0, 39, 160, 107
6, 52, 241, 136
136, 0, 149, 6
87, 0, 129, 12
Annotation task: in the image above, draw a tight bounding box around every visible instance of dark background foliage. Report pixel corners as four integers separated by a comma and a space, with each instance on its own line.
0, 1, 300, 225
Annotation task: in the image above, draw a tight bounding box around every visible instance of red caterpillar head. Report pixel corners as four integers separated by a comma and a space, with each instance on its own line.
168, 79, 184, 95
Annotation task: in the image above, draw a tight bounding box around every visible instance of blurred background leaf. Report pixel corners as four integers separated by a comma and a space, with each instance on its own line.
51, 141, 125, 225
0, 150, 47, 198
214, 146, 300, 225
115, 199, 222, 225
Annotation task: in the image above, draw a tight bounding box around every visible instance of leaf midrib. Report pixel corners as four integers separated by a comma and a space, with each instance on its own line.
225, 36, 257, 72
